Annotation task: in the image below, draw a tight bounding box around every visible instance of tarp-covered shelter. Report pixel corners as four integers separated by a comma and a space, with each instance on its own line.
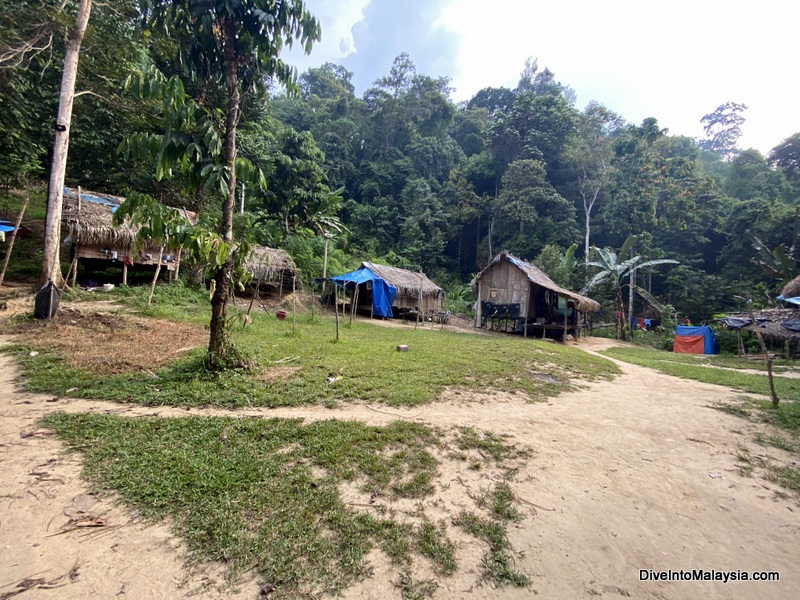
472, 252, 600, 340
61, 187, 195, 284
329, 262, 443, 318
719, 308, 800, 357
674, 325, 716, 354
245, 245, 298, 296
329, 267, 397, 318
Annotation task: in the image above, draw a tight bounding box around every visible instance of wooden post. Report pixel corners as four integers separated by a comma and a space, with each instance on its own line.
563, 297, 568, 343
334, 283, 340, 341
0, 196, 29, 287
122, 258, 128, 286
247, 278, 262, 316
77, 186, 82, 212
746, 300, 778, 406
147, 245, 164, 308
292, 275, 296, 334
71, 246, 79, 288
476, 280, 482, 328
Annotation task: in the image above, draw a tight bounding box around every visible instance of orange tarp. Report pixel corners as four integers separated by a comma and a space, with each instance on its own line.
673, 335, 705, 354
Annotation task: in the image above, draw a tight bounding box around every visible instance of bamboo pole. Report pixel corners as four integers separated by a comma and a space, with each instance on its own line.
0, 197, 29, 287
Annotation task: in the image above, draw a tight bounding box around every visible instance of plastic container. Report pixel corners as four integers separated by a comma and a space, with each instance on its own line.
276, 310, 287, 320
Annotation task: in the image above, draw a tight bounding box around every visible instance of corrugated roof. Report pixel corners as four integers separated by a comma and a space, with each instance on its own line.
360, 262, 442, 297
474, 252, 601, 312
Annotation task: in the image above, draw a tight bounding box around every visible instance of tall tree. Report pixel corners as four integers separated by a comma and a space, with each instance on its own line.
141, 0, 319, 365
566, 102, 623, 264
699, 101, 747, 160
40, 0, 93, 287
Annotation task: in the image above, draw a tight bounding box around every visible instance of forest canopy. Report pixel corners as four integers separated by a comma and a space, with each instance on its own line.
2, 0, 798, 321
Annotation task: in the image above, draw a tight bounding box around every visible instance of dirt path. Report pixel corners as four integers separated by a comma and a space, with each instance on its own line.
1, 337, 798, 599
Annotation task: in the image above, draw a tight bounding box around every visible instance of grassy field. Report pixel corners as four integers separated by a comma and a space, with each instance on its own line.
45, 413, 531, 598
601, 344, 796, 372
601, 346, 800, 400
7, 286, 619, 408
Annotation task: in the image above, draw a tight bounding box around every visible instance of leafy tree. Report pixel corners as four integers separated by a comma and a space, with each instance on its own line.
769, 132, 800, 182
495, 159, 576, 258
139, 0, 320, 366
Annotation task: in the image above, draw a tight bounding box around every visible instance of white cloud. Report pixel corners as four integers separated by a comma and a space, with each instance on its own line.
436, 0, 800, 153
281, 0, 370, 69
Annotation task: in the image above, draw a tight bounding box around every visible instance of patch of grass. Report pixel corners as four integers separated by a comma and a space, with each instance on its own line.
755, 432, 798, 453
602, 347, 800, 401
416, 521, 457, 575
111, 280, 212, 323
489, 482, 521, 522
11, 307, 619, 408
394, 570, 438, 600
43, 413, 449, 598
768, 464, 800, 494
455, 427, 531, 463
600, 345, 797, 372
457, 512, 529, 588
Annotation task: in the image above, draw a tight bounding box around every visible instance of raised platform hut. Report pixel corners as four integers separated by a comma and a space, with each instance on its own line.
61, 187, 195, 286
244, 245, 299, 297
472, 252, 600, 341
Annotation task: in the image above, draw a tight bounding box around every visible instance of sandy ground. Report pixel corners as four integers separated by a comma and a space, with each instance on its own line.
1, 333, 799, 599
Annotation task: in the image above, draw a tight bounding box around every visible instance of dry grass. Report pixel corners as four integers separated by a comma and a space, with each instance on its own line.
8, 307, 206, 374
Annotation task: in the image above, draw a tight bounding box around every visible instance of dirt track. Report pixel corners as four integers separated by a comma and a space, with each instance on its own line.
0, 336, 798, 599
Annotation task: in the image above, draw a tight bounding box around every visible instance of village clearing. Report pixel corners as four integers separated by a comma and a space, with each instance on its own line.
0, 295, 799, 599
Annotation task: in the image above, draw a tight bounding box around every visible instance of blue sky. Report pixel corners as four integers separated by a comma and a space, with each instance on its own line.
282, 0, 800, 154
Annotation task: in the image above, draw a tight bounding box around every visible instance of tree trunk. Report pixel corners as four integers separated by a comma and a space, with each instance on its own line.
207, 14, 240, 363
40, 0, 92, 287
147, 245, 164, 308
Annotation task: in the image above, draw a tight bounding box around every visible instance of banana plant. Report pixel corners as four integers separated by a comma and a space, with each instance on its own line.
583, 235, 678, 339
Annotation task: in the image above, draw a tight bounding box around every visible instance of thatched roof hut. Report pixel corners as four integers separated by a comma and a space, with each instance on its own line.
61, 187, 195, 280
360, 261, 442, 299
781, 275, 800, 300
719, 308, 800, 349
245, 245, 297, 284
62, 188, 134, 247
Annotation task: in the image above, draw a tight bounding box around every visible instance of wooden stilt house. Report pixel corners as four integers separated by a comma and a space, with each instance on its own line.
61, 187, 194, 285
472, 252, 600, 341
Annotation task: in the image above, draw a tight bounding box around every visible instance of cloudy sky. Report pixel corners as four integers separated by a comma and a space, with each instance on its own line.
282, 0, 799, 154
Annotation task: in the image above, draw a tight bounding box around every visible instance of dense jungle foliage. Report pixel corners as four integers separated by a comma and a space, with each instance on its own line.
2, 0, 798, 321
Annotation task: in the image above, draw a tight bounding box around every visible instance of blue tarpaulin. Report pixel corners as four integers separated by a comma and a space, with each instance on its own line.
329, 267, 397, 318
675, 325, 716, 354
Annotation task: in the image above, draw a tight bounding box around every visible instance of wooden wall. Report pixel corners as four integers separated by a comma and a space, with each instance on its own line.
478, 261, 530, 317
394, 292, 441, 313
